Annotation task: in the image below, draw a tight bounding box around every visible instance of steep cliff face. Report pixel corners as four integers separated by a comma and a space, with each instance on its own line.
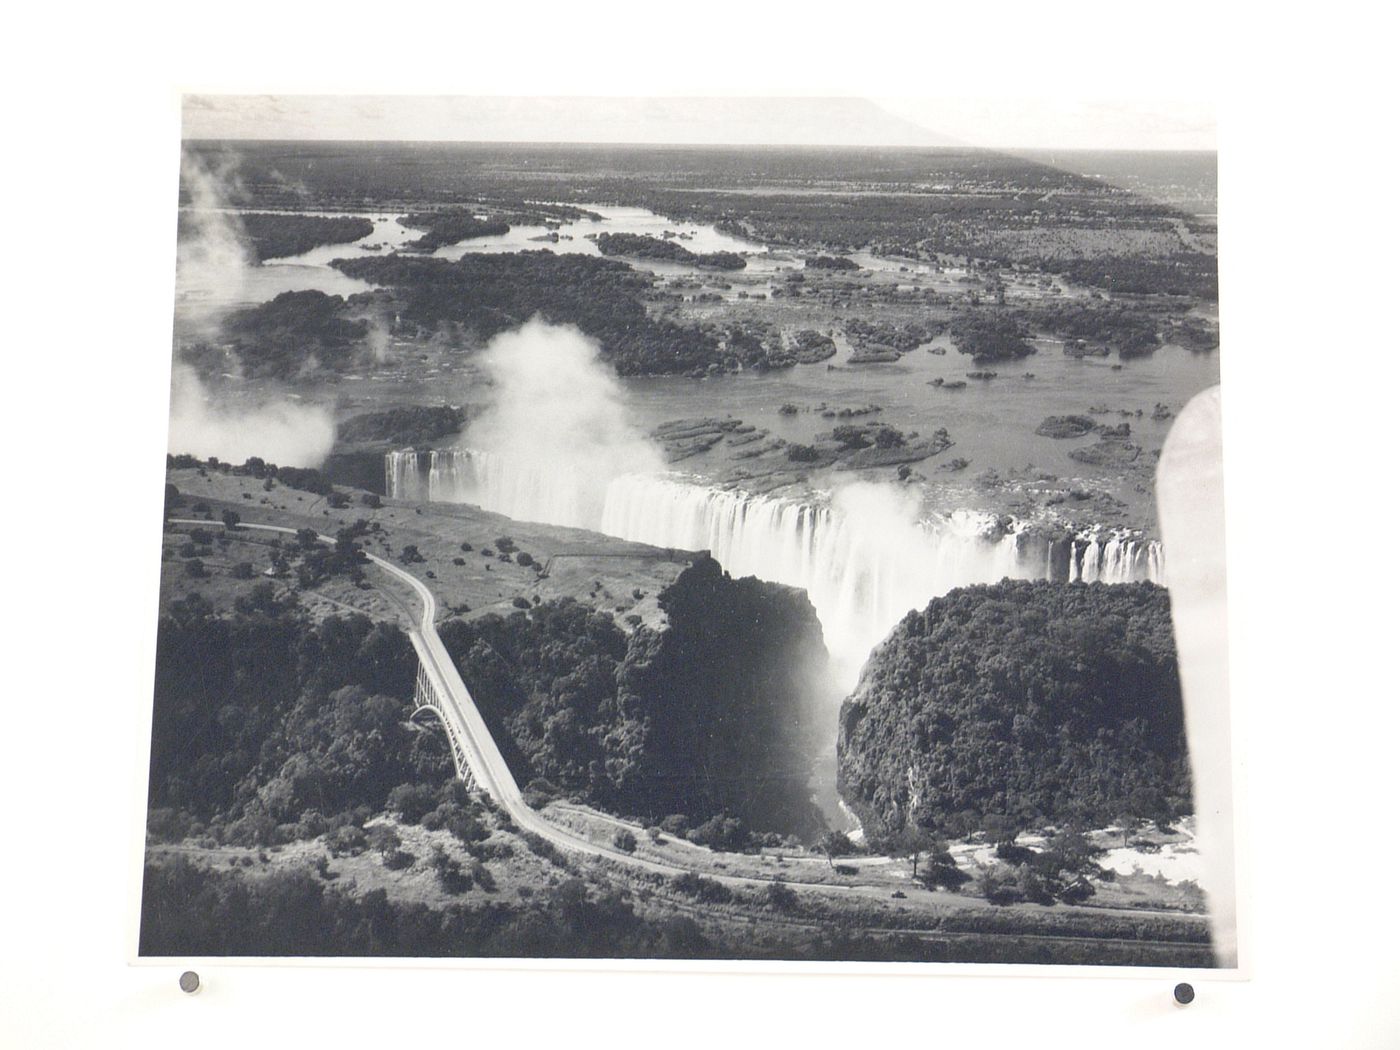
439, 555, 834, 836
615, 555, 834, 835
837, 580, 1191, 841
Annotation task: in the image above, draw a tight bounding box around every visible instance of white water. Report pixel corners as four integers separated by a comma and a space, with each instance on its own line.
387, 448, 1164, 683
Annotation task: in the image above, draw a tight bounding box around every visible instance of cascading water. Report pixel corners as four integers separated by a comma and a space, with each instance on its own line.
386, 447, 1164, 681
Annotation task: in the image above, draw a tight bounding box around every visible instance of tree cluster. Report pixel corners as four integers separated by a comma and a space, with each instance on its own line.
337, 405, 467, 447
949, 314, 1037, 362
146, 599, 445, 847
333, 251, 722, 376
216, 290, 369, 379
176, 212, 373, 264
399, 209, 511, 252
838, 580, 1191, 840
237, 213, 374, 262
594, 232, 746, 270
436, 557, 832, 836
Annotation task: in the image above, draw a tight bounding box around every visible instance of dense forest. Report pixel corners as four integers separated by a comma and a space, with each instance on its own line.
1044, 253, 1218, 300
337, 404, 467, 447
241, 213, 375, 262
178, 212, 373, 263
593, 232, 746, 270
399, 209, 511, 251
439, 557, 832, 835
211, 289, 371, 379
146, 549, 830, 844
950, 314, 1037, 362
838, 580, 1191, 841
1010, 300, 1162, 358
146, 587, 450, 845
333, 251, 722, 375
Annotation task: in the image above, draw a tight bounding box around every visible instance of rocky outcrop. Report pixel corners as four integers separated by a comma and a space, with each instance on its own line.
1035, 415, 1097, 439
1069, 438, 1142, 467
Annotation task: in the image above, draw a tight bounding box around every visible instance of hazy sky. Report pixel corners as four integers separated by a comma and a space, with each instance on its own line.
183, 95, 1215, 151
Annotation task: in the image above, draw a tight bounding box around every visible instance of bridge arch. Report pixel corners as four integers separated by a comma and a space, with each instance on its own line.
410, 657, 475, 788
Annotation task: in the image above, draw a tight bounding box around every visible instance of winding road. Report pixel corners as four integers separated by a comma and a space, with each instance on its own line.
166, 515, 1214, 945
171, 518, 816, 884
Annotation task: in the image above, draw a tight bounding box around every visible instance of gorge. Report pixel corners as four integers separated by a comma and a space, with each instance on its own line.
386, 447, 1164, 682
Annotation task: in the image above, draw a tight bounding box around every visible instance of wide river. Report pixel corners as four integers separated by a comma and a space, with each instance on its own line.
175, 203, 1221, 529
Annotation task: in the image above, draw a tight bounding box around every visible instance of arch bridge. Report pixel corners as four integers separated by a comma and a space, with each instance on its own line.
409, 634, 475, 788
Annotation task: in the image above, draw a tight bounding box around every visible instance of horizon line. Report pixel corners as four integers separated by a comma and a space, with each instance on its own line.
182, 137, 1218, 154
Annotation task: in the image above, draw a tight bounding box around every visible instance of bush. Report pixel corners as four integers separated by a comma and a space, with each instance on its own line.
660, 814, 690, 836
360, 493, 382, 508
920, 862, 972, 890
231, 562, 255, 579
515, 551, 534, 567
1015, 864, 1058, 906
520, 831, 569, 868
146, 807, 199, 842
325, 824, 367, 857
430, 847, 473, 893
686, 814, 750, 851
383, 848, 416, 870
425, 804, 488, 846
512, 597, 531, 610
613, 828, 638, 853
366, 824, 403, 856
469, 859, 496, 893
387, 783, 438, 824
671, 872, 733, 904
975, 863, 1018, 904
763, 881, 799, 912
996, 841, 1036, 865
1057, 878, 1096, 905
817, 829, 857, 860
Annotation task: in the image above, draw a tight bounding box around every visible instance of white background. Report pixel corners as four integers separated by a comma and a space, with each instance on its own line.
4, 3, 1398, 1047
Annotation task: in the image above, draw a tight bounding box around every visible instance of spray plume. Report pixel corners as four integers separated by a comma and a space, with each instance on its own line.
175, 151, 250, 333
167, 364, 334, 468
467, 318, 665, 483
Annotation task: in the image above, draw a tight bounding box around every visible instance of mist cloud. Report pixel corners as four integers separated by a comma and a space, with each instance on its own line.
167, 364, 335, 468
175, 151, 249, 333
468, 319, 665, 479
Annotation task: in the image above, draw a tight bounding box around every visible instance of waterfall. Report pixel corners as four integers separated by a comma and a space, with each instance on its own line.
386, 448, 1164, 680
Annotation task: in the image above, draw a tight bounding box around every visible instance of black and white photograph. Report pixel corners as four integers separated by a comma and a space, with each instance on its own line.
134, 93, 1239, 968
13, 2, 1400, 1044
